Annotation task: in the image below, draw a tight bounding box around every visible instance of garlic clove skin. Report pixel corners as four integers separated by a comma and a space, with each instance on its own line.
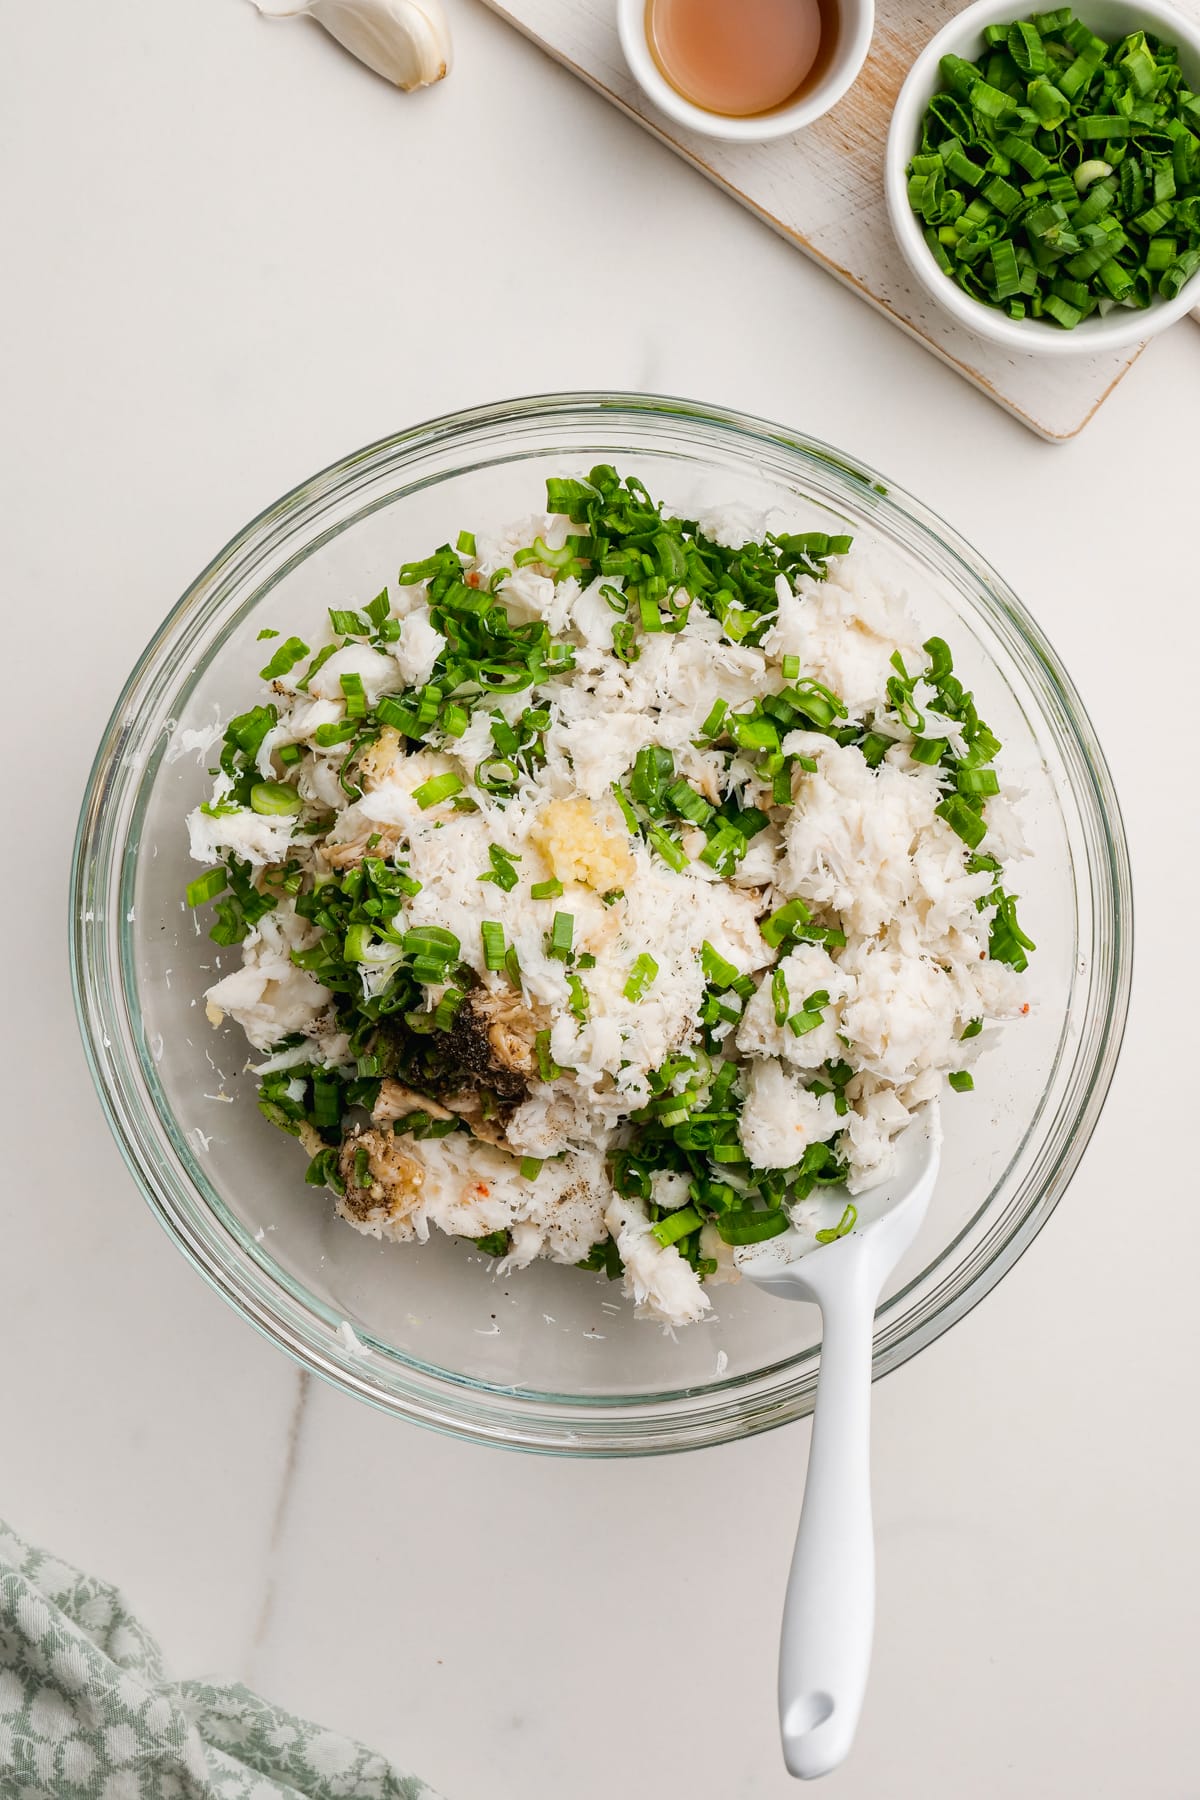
249, 0, 452, 91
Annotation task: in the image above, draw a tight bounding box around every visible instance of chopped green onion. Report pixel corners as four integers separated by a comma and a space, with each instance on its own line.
329, 608, 370, 636
403, 925, 460, 958
480, 921, 506, 970
479, 845, 520, 891
772, 966, 790, 1027
374, 696, 421, 738
698, 824, 744, 877
717, 1207, 791, 1246
611, 621, 639, 663
728, 712, 780, 754
761, 897, 812, 949
624, 953, 659, 1001
258, 635, 309, 681
645, 823, 688, 872
910, 736, 947, 765
186, 867, 228, 907
534, 1030, 559, 1082
412, 772, 463, 809
548, 911, 574, 959
781, 654, 800, 680
456, 529, 476, 556
949, 1069, 975, 1092
250, 781, 302, 816
337, 672, 365, 720
651, 1206, 704, 1248
906, 17, 1200, 326
313, 720, 358, 748
815, 1203, 857, 1244
788, 1008, 824, 1038
344, 922, 373, 964
433, 988, 465, 1031
1075, 158, 1113, 192
936, 794, 988, 849
476, 756, 519, 793
364, 590, 391, 632
566, 973, 590, 1021
530, 878, 564, 900
631, 745, 674, 812
698, 698, 728, 741
514, 535, 575, 572
956, 767, 1000, 796
665, 779, 715, 827
701, 941, 740, 989
961, 1017, 983, 1040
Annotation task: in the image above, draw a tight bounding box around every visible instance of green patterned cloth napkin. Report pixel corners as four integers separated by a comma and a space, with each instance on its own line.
0, 1519, 441, 1800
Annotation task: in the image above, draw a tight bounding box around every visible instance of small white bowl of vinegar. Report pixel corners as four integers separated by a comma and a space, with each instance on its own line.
617, 0, 874, 140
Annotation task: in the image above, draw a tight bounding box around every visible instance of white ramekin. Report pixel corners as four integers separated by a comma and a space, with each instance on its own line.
616, 0, 875, 142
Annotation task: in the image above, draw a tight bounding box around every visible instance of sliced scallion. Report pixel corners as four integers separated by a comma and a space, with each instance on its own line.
478, 845, 520, 890
645, 823, 688, 872
624, 953, 659, 1001
480, 921, 506, 970
701, 941, 739, 989
186, 867, 228, 907
412, 772, 463, 809
250, 781, 302, 816
761, 897, 812, 949
651, 1206, 704, 1248
548, 911, 574, 959
329, 608, 370, 636
717, 1207, 791, 1246
815, 1202, 857, 1244
534, 1030, 559, 1082
258, 636, 309, 681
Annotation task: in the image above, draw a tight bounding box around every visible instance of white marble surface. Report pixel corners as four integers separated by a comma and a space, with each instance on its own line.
3, 4, 1198, 1797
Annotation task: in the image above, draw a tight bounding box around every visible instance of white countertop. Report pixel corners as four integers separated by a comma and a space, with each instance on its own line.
4, 4, 1198, 1797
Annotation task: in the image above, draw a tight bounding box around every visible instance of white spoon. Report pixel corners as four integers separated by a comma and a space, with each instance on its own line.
739, 1100, 943, 1780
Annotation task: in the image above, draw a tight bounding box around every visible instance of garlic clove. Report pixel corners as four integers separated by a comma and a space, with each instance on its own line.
248, 0, 452, 91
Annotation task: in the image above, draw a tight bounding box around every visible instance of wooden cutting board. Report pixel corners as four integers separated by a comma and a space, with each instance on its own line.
479, 0, 1200, 440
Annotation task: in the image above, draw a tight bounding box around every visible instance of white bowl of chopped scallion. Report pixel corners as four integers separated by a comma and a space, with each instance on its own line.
885, 0, 1200, 352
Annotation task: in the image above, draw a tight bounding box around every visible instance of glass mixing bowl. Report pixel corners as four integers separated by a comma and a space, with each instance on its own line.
71, 394, 1132, 1455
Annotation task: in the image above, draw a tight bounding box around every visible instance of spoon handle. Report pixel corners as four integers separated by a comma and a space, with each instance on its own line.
778, 1267, 878, 1779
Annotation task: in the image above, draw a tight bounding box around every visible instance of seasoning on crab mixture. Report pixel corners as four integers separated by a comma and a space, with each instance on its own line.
186, 467, 1035, 1327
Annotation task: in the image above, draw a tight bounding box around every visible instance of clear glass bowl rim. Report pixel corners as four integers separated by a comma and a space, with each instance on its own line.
70, 391, 1133, 1457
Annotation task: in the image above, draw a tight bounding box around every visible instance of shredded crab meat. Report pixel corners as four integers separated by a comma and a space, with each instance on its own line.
187, 482, 1033, 1327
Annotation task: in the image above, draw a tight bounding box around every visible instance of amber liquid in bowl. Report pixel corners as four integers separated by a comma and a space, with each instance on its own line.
646, 0, 838, 118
